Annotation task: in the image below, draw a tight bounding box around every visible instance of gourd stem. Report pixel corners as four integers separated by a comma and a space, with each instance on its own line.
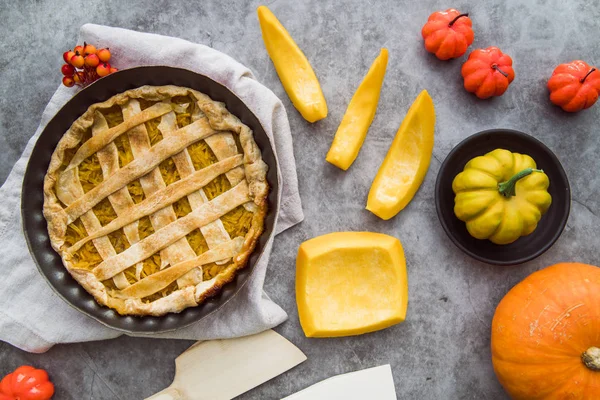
582, 347, 600, 371
449, 13, 469, 27
581, 68, 596, 84
492, 64, 509, 78
498, 168, 543, 197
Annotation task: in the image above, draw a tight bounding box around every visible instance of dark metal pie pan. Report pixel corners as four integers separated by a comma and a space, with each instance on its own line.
21, 66, 279, 333
435, 129, 570, 266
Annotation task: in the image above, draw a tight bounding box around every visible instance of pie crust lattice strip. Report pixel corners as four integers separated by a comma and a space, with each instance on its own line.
43, 86, 269, 316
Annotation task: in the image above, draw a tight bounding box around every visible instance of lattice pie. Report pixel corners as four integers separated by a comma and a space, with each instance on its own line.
43, 86, 268, 316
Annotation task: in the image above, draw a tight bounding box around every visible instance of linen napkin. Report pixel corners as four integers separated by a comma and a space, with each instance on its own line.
0, 24, 304, 353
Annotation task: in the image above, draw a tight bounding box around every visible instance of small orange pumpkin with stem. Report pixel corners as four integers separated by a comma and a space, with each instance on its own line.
491, 262, 600, 399
461, 47, 515, 99
421, 9, 474, 60
548, 60, 600, 112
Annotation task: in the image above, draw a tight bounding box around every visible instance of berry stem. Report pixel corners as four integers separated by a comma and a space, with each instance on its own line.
581, 68, 596, 84
492, 64, 509, 78
449, 13, 469, 27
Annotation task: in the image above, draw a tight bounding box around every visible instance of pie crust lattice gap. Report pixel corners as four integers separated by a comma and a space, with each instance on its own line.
43, 86, 268, 316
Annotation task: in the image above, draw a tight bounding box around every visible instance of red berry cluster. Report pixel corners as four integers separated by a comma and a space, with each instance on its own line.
61, 42, 117, 87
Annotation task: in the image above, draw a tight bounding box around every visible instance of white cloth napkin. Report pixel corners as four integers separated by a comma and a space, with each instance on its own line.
0, 24, 304, 353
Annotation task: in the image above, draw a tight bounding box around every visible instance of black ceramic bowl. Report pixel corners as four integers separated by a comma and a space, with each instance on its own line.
435, 129, 570, 266
22, 66, 279, 333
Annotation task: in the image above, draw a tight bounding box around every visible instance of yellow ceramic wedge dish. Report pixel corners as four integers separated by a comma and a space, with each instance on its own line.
257, 5, 328, 123
296, 232, 408, 338
452, 149, 552, 245
326, 48, 389, 170
367, 90, 436, 220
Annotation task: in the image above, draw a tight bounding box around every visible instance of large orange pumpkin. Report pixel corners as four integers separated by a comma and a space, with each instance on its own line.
491, 263, 600, 399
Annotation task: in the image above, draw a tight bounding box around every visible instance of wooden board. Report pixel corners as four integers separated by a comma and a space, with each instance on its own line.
146, 330, 307, 400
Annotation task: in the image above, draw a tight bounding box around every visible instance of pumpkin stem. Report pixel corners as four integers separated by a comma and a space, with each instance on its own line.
498, 168, 543, 197
582, 347, 600, 371
449, 13, 469, 27
492, 64, 509, 78
581, 68, 596, 84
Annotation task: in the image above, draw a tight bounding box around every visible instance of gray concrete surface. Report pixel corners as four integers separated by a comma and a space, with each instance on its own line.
1, 0, 599, 399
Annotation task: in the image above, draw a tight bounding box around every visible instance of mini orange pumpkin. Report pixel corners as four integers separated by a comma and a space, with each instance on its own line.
548, 60, 600, 112
461, 47, 515, 99
491, 262, 600, 399
421, 9, 474, 60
